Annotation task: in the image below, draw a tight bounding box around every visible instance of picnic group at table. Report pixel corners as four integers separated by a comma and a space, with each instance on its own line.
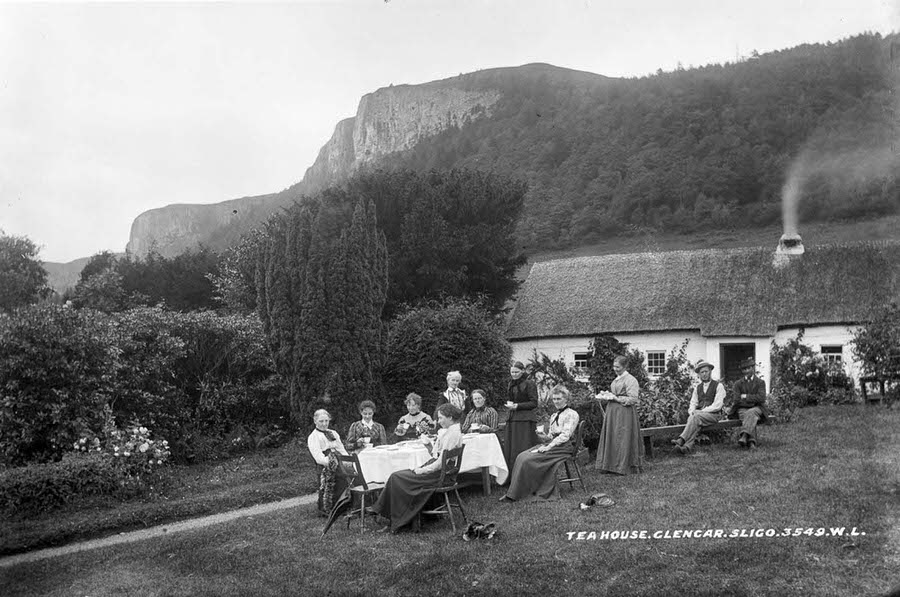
307, 355, 767, 534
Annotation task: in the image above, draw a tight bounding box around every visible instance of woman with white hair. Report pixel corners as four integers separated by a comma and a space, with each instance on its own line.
307, 409, 349, 516
500, 384, 580, 502
434, 370, 468, 419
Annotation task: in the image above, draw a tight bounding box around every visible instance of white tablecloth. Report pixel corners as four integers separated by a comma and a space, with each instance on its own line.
356, 433, 508, 485
356, 442, 430, 484
459, 432, 509, 485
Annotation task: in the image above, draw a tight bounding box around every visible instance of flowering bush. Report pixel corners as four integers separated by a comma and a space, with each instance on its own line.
414, 419, 435, 436
73, 421, 170, 493
637, 340, 695, 427
771, 331, 854, 407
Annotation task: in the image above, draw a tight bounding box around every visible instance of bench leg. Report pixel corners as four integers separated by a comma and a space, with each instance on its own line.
643, 436, 653, 459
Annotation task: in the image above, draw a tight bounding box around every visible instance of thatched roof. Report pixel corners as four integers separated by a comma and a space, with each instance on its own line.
506, 241, 900, 339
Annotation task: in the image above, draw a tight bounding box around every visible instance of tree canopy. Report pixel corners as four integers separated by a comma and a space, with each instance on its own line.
0, 230, 50, 312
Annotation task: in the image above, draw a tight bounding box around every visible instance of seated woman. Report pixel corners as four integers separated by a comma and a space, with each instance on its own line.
345, 400, 388, 449
499, 385, 580, 502
393, 393, 435, 440
461, 389, 499, 434
306, 408, 350, 516
369, 403, 463, 533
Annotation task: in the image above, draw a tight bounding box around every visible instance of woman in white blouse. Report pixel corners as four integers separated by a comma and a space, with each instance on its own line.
369, 403, 463, 533
500, 385, 580, 502
306, 409, 349, 516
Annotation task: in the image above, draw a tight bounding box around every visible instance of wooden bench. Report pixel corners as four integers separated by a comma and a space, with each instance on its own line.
641, 417, 774, 458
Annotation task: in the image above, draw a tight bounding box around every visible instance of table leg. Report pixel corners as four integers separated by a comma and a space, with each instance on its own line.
481, 466, 491, 496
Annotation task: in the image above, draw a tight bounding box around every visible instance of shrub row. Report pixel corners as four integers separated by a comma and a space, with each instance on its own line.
0, 305, 289, 467
0, 454, 120, 516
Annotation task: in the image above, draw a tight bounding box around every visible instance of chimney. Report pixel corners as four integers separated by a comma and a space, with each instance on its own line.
776, 233, 804, 256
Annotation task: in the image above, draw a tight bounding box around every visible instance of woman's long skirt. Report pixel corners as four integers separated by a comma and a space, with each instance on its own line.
370, 469, 441, 532
594, 402, 643, 474
317, 455, 349, 515
505, 442, 573, 501
503, 420, 539, 474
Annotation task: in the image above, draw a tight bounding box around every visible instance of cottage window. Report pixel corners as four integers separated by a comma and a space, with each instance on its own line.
821, 345, 843, 366
573, 352, 590, 369
572, 352, 591, 379
647, 351, 666, 376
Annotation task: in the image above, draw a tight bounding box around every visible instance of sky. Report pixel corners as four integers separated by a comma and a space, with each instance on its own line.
1, 0, 897, 263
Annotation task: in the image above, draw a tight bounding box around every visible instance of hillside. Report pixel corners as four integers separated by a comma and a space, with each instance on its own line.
42, 256, 93, 295
126, 33, 899, 259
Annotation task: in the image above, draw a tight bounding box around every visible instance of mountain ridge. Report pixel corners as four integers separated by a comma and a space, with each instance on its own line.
126, 34, 899, 259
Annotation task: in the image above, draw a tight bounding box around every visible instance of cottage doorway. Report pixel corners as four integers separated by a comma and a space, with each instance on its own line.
720, 343, 756, 383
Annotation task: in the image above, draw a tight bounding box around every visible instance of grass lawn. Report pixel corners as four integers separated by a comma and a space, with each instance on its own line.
0, 440, 319, 556
2, 404, 898, 596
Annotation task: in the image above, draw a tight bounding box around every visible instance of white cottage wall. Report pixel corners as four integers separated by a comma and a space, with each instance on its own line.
773, 325, 862, 381
510, 331, 707, 379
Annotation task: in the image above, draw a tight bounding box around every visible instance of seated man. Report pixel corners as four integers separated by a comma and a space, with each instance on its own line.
672, 359, 725, 455
726, 357, 768, 449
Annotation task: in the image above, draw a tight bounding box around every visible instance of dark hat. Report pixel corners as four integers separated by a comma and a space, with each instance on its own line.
693, 359, 714, 373
511, 361, 525, 370
740, 357, 756, 369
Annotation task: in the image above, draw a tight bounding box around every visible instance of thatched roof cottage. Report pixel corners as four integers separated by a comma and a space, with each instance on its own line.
505, 240, 900, 388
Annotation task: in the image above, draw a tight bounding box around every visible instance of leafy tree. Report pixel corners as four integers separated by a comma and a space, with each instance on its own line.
852, 303, 900, 379
343, 169, 527, 315
70, 248, 220, 312
209, 227, 267, 312
586, 335, 650, 392
382, 299, 511, 422
78, 251, 118, 284
0, 305, 112, 464
0, 231, 51, 312
257, 198, 388, 426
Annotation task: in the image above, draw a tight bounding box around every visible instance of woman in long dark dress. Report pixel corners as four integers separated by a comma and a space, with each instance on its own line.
594, 355, 643, 474
369, 403, 463, 533
500, 384, 580, 502
502, 361, 539, 472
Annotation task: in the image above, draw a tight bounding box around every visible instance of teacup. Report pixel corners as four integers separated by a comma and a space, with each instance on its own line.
361, 437, 371, 446
471, 423, 481, 431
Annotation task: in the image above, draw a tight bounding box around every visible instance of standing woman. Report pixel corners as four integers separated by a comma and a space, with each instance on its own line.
369, 403, 464, 533
503, 361, 539, 472
434, 370, 468, 420
594, 355, 643, 474
306, 409, 350, 516
345, 400, 388, 449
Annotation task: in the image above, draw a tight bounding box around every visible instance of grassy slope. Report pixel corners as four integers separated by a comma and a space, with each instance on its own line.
3, 405, 898, 597
0, 441, 319, 556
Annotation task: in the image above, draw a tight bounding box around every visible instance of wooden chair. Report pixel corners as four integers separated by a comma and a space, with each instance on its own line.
557, 420, 587, 493
334, 453, 384, 532
420, 445, 469, 533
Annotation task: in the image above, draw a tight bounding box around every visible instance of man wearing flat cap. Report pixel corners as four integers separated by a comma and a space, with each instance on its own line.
726, 357, 768, 449
672, 359, 725, 455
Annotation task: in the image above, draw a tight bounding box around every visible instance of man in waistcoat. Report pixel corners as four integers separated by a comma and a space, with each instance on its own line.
726, 357, 768, 449
672, 359, 725, 455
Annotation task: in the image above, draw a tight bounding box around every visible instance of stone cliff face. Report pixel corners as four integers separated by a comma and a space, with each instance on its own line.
126, 193, 288, 257
301, 83, 502, 191
126, 80, 503, 258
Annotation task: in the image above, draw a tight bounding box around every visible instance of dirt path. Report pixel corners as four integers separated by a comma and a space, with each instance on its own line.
0, 493, 318, 569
